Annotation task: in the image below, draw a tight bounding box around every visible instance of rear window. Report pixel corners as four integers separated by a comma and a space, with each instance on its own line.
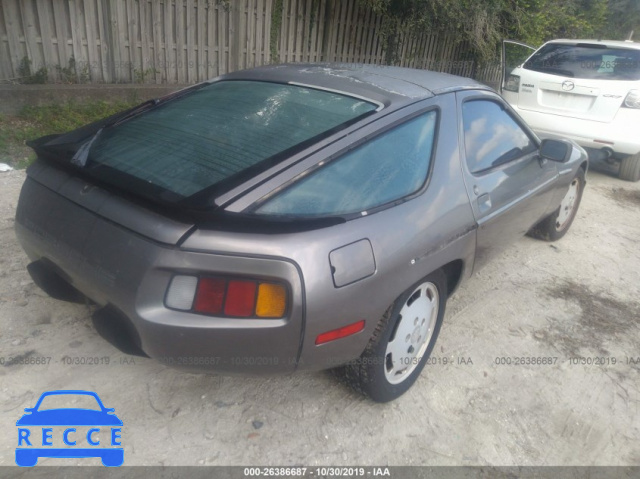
85, 81, 378, 199
524, 43, 640, 80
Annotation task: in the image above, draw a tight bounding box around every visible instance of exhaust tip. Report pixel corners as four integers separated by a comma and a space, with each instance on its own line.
27, 260, 86, 303
92, 306, 149, 358
585, 147, 614, 163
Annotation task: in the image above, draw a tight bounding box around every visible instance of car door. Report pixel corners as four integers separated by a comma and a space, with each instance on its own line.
501, 40, 536, 94
456, 90, 559, 272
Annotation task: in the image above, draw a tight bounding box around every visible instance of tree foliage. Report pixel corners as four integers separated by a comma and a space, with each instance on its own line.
504, 0, 609, 45
602, 0, 640, 39
361, 0, 638, 63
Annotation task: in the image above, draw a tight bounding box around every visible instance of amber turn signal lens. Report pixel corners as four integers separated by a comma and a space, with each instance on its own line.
256, 283, 287, 318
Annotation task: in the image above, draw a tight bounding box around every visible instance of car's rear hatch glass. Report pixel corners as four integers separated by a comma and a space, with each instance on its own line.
80, 81, 377, 204
523, 43, 640, 81
518, 43, 640, 121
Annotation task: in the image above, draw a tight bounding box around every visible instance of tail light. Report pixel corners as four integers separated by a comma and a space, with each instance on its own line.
165, 275, 287, 318
624, 90, 640, 109
503, 74, 520, 93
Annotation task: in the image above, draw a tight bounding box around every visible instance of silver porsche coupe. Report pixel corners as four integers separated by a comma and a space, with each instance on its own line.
16, 64, 587, 401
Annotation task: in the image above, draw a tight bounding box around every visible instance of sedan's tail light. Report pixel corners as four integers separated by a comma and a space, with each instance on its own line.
165, 275, 287, 318
624, 90, 640, 109
503, 74, 520, 92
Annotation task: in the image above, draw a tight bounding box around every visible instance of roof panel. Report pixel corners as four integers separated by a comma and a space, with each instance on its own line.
219, 63, 490, 106
548, 39, 640, 50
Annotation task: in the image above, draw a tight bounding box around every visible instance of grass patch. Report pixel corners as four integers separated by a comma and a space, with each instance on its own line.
0, 99, 137, 169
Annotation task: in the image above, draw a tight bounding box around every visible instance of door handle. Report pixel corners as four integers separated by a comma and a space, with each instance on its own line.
477, 193, 492, 213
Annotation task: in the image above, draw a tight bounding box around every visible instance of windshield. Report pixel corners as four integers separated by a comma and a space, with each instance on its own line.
524, 43, 640, 80
84, 81, 378, 201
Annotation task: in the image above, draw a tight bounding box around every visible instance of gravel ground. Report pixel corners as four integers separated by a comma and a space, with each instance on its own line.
0, 167, 639, 467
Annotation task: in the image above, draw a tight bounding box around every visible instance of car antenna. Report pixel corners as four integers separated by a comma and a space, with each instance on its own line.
627, 30, 634, 41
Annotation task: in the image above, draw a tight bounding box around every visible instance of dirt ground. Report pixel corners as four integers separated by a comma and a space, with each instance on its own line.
0, 166, 639, 467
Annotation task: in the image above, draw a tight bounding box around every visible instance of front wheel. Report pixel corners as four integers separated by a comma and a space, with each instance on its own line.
335, 270, 447, 402
619, 153, 640, 182
529, 168, 585, 242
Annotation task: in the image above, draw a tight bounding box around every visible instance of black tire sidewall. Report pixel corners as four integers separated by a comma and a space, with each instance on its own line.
360, 269, 448, 402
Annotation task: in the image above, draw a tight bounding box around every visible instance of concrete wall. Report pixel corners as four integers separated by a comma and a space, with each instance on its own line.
0, 84, 189, 115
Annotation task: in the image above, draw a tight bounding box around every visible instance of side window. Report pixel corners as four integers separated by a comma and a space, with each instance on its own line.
254, 111, 438, 216
462, 100, 536, 174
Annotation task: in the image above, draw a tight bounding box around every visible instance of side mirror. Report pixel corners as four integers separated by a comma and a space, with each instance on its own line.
539, 139, 571, 163
23, 408, 34, 413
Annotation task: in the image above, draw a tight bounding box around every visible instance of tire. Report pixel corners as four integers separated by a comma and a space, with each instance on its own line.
619, 153, 640, 182
334, 269, 447, 402
529, 168, 585, 242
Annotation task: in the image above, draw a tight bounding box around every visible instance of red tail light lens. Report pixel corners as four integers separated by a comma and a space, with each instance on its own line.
224, 280, 257, 317
193, 277, 226, 315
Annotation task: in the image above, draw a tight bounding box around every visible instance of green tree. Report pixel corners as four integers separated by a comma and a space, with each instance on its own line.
363, 0, 507, 62
504, 0, 609, 46
602, 0, 640, 39
360, 0, 632, 65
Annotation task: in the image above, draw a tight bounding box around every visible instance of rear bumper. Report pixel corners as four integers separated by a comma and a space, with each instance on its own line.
15, 177, 304, 374
510, 104, 640, 156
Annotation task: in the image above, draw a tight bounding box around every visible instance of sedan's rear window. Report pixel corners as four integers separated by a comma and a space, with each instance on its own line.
524, 43, 640, 80
86, 81, 377, 199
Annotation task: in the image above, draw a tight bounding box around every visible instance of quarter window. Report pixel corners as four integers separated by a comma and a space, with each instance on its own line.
255, 111, 438, 217
462, 100, 535, 174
